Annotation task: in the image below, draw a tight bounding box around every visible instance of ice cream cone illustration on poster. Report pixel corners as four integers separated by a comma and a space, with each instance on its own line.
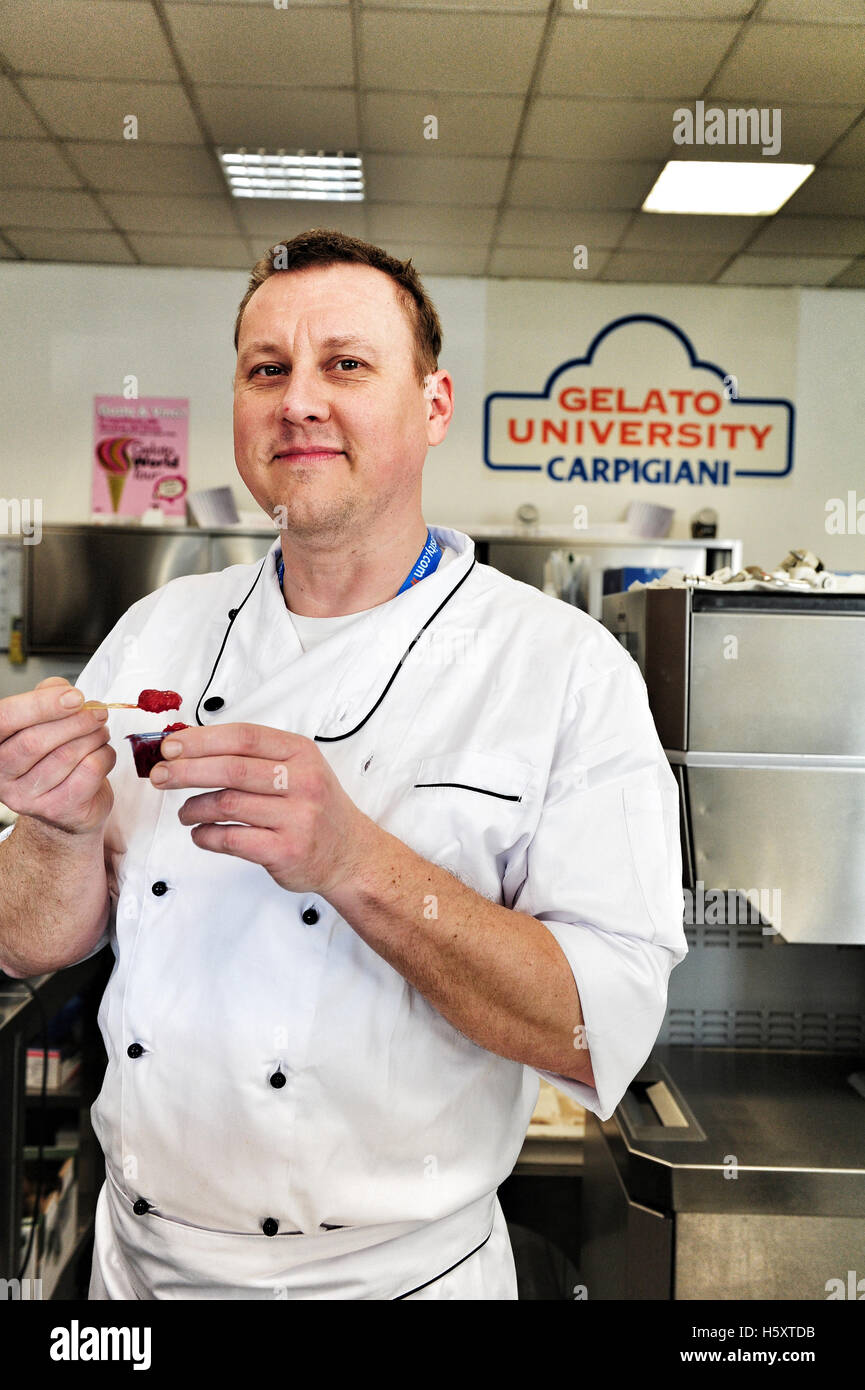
96, 436, 135, 513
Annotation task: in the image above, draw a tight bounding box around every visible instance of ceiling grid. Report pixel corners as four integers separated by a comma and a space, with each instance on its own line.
0, 0, 862, 286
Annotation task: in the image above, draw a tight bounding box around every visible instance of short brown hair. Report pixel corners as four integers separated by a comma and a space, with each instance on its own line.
233, 228, 442, 385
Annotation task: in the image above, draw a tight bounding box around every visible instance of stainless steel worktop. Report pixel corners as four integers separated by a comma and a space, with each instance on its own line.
599, 1046, 865, 1218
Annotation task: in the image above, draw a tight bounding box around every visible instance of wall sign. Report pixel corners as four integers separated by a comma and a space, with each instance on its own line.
484, 315, 794, 487
93, 396, 189, 518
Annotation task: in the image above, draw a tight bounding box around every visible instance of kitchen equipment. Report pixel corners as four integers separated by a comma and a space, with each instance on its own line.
581, 1047, 865, 1300
15, 524, 743, 654
604, 585, 865, 946
481, 533, 741, 618
21, 525, 276, 656
585, 584, 865, 1300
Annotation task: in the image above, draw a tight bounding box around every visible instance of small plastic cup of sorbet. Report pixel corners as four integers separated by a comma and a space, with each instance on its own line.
126, 724, 188, 779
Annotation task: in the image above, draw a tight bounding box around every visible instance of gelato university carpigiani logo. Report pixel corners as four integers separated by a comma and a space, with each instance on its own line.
484, 315, 794, 489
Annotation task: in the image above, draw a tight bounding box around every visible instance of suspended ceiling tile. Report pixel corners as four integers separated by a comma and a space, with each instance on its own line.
761, 103, 863, 162
522, 99, 684, 162
824, 115, 865, 166
0, 1, 177, 81
178, 0, 349, 5
368, 203, 498, 243
0, 188, 111, 229
621, 212, 760, 253
783, 166, 865, 215
509, 158, 660, 209
0, 76, 45, 137
539, 17, 740, 98
710, 24, 865, 103
565, 0, 750, 13
126, 233, 253, 268
747, 215, 865, 256
0, 139, 81, 188
364, 153, 508, 205
163, 2, 355, 86
234, 201, 369, 239
65, 142, 224, 196
367, 241, 489, 275
363, 94, 523, 157
184, 0, 350, 5
360, 12, 545, 93
830, 257, 865, 286
18, 78, 201, 145
718, 254, 855, 285
372, 0, 547, 9
668, 104, 863, 163
100, 193, 239, 234
496, 206, 630, 247
5, 229, 135, 263
601, 249, 731, 282
759, 0, 865, 19
197, 85, 358, 149
488, 244, 614, 280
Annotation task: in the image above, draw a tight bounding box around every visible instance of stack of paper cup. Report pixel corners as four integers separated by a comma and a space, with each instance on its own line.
626, 501, 674, 538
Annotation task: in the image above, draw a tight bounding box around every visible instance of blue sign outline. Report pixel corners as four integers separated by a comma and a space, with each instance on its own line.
483, 313, 795, 480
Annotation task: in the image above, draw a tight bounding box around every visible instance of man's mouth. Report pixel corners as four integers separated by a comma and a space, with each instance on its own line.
273, 447, 344, 462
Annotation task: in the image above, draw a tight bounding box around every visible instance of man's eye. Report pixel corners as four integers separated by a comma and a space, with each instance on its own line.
334, 358, 361, 371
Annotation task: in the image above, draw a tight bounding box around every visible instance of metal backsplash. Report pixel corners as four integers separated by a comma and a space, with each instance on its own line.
23, 525, 276, 656
660, 919, 865, 1050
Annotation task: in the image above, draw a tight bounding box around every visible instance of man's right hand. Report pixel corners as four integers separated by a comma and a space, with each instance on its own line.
0, 676, 116, 836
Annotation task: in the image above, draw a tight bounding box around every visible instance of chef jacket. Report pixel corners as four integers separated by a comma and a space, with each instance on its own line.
15, 523, 686, 1294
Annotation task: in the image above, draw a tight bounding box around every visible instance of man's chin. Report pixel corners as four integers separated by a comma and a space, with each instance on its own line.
267, 496, 361, 538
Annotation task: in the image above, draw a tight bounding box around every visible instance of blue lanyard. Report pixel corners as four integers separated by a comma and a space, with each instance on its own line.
277, 529, 442, 595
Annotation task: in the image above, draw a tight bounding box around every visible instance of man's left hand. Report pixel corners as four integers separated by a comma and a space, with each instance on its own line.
151, 722, 377, 897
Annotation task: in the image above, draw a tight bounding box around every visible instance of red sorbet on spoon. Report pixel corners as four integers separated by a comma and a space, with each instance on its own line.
137, 689, 181, 713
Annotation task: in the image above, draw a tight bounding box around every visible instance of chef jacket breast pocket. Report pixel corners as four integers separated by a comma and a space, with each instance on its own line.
398, 749, 536, 900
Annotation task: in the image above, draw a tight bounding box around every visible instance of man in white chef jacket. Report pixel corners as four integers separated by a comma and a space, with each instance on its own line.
0, 229, 687, 1300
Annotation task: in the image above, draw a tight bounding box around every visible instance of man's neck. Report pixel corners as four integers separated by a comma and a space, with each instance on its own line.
278, 516, 431, 618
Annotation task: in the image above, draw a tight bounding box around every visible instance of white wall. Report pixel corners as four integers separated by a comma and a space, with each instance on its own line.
792, 288, 865, 571
1, 259, 864, 571
1, 262, 250, 520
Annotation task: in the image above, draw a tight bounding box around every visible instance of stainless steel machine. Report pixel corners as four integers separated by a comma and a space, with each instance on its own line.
22, 524, 275, 656
605, 585, 865, 947
582, 585, 865, 1300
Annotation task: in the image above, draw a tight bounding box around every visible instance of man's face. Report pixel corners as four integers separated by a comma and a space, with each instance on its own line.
233, 261, 449, 538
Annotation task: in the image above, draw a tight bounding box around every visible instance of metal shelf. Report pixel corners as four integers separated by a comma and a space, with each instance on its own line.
0, 953, 111, 1288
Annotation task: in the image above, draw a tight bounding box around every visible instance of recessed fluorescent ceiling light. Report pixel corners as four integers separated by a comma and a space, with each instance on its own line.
218, 149, 365, 201
642, 160, 814, 216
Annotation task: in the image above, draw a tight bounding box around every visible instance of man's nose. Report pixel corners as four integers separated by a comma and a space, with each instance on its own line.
276, 365, 331, 422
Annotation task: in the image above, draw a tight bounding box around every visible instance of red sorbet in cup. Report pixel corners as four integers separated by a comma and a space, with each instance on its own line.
126, 723, 190, 779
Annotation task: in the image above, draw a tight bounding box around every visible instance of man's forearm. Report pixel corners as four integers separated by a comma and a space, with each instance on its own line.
0, 817, 110, 977
326, 819, 595, 1086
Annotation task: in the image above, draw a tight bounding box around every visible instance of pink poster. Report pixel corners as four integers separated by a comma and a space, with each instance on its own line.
92, 397, 189, 519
